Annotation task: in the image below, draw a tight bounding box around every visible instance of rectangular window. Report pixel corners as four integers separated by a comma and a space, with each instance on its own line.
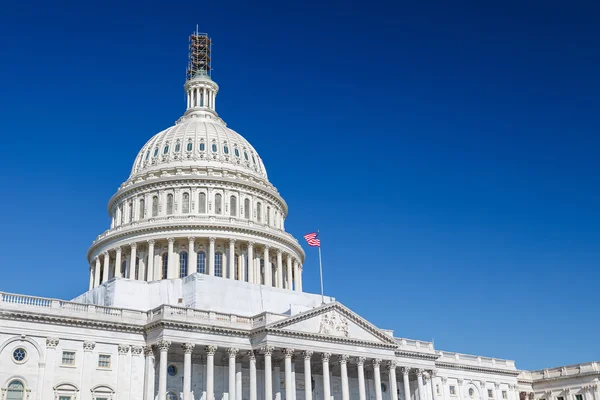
59, 397, 72, 400
575, 395, 583, 400
437, 385, 441, 396
61, 351, 76, 366
450, 386, 456, 396
557, 396, 565, 400
503, 392, 508, 399
98, 354, 111, 369
489, 390, 495, 398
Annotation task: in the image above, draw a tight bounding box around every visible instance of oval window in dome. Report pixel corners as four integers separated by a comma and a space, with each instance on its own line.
224, 145, 229, 154
212, 143, 217, 152
234, 148, 240, 157
154, 148, 159, 157
187, 142, 193, 152
244, 152, 249, 161
199, 142, 205, 151
163, 145, 169, 154
175, 143, 181, 153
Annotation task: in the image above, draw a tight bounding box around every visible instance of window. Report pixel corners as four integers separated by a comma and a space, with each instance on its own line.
488, 390, 494, 398
187, 142, 193, 152
121, 260, 127, 277
244, 255, 249, 282
212, 143, 217, 152
256, 202, 262, 222
152, 196, 158, 217
381, 383, 387, 393
166, 194, 174, 215
266, 206, 270, 225
198, 192, 206, 214
260, 259, 265, 284
135, 257, 140, 280
215, 194, 222, 214
128, 201, 133, 222
99, 266, 104, 284
252, 154, 256, 164
59, 397, 72, 400
175, 142, 181, 152
271, 261, 275, 286
163, 145, 169, 154
436, 385, 441, 396
180, 252, 188, 278
162, 253, 168, 279
224, 145, 229, 154
215, 252, 223, 277
230, 196, 237, 217
98, 354, 111, 369
12, 348, 26, 363
167, 393, 178, 400
91, 385, 114, 400
235, 254, 240, 280
139, 199, 145, 220
503, 392, 508, 400
557, 397, 565, 400
244, 151, 249, 161
197, 251, 206, 274
244, 199, 250, 219
7, 380, 24, 400
119, 204, 124, 224
450, 386, 456, 396
154, 148, 159, 157
182, 193, 190, 213
62, 351, 76, 366
575, 396, 583, 400
145, 151, 150, 160
168, 364, 178, 376
200, 142, 205, 151
469, 388, 475, 398
234, 148, 240, 157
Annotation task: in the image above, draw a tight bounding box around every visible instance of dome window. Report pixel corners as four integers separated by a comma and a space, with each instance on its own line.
212, 143, 217, 153
175, 143, 181, 153
154, 148, 159, 157
234, 148, 240, 157
224, 145, 229, 154
244, 152, 249, 161
163, 145, 169, 154
145, 151, 150, 160
199, 142, 205, 151
252, 155, 256, 164
187, 142, 193, 152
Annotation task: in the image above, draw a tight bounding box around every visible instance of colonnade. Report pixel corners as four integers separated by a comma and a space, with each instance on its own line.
89, 237, 303, 292
186, 84, 216, 110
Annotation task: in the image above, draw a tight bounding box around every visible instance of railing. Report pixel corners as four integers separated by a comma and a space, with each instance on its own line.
1, 293, 52, 307
436, 351, 516, 369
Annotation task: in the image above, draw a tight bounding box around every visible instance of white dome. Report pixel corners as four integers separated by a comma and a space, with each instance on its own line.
130, 119, 268, 181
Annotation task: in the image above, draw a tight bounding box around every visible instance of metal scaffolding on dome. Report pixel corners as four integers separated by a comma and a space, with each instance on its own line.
186, 29, 211, 80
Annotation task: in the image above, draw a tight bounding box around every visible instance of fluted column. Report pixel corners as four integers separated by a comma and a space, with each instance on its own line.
262, 346, 274, 400
276, 250, 283, 288
229, 348, 239, 400
322, 353, 331, 400
303, 351, 313, 400
357, 357, 366, 400
236, 355, 243, 400
495, 384, 502, 400
373, 359, 383, 400
247, 242, 255, 284
115, 247, 122, 278
442, 378, 449, 400
94, 257, 101, 287
229, 239, 236, 279
286, 256, 293, 289
457, 380, 465, 400
189, 237, 197, 274
388, 362, 398, 400
340, 355, 350, 400
274, 360, 282, 400
157, 340, 171, 400
291, 356, 297, 400
417, 370, 426, 400
284, 349, 295, 400
264, 246, 272, 286
428, 371, 437, 400
129, 243, 138, 279
297, 266, 303, 291
209, 237, 216, 275
402, 368, 412, 400
182, 343, 195, 400
293, 260, 300, 292
206, 345, 217, 400
88, 265, 94, 290
147, 240, 155, 281
143, 346, 155, 400
249, 351, 257, 400
102, 252, 110, 282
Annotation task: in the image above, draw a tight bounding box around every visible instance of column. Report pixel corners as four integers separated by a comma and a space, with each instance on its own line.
239, 253, 245, 282
182, 343, 195, 400
187, 90, 190, 108
428, 372, 437, 400
340, 355, 350, 400
143, 346, 156, 400
291, 356, 297, 400
81, 342, 95, 400
129, 243, 138, 279
229, 239, 236, 279
322, 353, 331, 400
209, 237, 216, 275
357, 358, 367, 400
388, 362, 398, 400
303, 351, 313, 400
102, 251, 110, 282
297, 266, 303, 291
402, 368, 412, 400
441, 378, 448, 400
480, 382, 487, 400
88, 265, 94, 290
248, 242, 255, 284
94, 257, 101, 287
206, 345, 217, 400
457, 380, 464, 400
42, 338, 59, 398
157, 340, 171, 400
115, 247, 122, 278
495, 384, 502, 400
276, 250, 283, 288
213, 90, 216, 109
249, 351, 257, 400
285, 349, 295, 400
286, 256, 293, 289
229, 348, 239, 400
167, 238, 174, 278
263, 346, 274, 400
147, 240, 155, 281
189, 237, 197, 274
417, 369, 426, 400
264, 246, 272, 286
373, 359, 383, 400
196, 87, 200, 107
592, 385, 600, 400
274, 360, 282, 400
236, 356, 243, 400
293, 261, 300, 292
117, 345, 131, 398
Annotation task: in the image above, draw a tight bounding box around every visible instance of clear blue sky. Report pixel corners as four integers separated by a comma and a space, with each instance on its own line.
0, 1, 598, 371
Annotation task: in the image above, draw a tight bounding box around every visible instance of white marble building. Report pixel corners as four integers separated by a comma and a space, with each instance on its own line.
0, 33, 598, 400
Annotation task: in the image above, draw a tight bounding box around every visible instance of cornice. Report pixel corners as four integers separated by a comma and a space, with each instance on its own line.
396, 350, 439, 361
259, 327, 398, 350
435, 361, 521, 377
529, 371, 600, 383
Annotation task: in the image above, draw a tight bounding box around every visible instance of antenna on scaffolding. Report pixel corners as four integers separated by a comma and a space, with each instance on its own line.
186, 29, 212, 81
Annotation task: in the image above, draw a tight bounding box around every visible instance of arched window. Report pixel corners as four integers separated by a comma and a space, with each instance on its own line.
230, 196, 237, 217
215, 252, 223, 277
145, 151, 150, 160
162, 253, 168, 279
197, 251, 206, 274
182, 193, 190, 214
199, 142, 205, 151
244, 199, 250, 219
119, 204, 124, 224
121, 260, 127, 277
99, 266, 104, 284
163, 145, 169, 154
139, 199, 145, 220
128, 201, 134, 222
166, 194, 174, 215
135, 257, 140, 280
7, 380, 25, 400
260, 259, 265, 284
167, 392, 179, 400
245, 255, 249, 282
179, 252, 188, 278
187, 142, 193, 152
198, 192, 206, 214
154, 148, 159, 157
215, 194, 222, 215
175, 142, 181, 152
211, 143, 217, 152
234, 148, 240, 157
224, 145, 229, 154
152, 196, 159, 217
266, 206, 271, 225
256, 202, 262, 222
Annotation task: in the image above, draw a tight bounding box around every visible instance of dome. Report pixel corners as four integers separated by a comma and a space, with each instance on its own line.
129, 119, 268, 181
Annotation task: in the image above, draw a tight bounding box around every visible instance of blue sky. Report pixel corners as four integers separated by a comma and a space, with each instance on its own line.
0, 1, 598, 370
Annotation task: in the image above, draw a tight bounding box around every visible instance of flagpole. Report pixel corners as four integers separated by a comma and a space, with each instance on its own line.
318, 235, 324, 304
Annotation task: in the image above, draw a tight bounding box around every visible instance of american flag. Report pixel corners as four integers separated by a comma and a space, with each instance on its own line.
303, 232, 321, 247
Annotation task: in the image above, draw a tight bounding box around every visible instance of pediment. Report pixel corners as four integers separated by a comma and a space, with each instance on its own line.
266, 302, 397, 346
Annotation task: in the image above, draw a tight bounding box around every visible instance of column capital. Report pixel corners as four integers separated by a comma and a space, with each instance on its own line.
131, 242, 138, 249
228, 347, 239, 357
83, 341, 95, 352
102, 251, 109, 256
264, 245, 270, 251
495, 383, 501, 389
46, 337, 59, 348
131, 346, 143, 356
188, 236, 196, 242
416, 368, 425, 377
261, 345, 275, 355
357, 356, 366, 366
118, 344, 130, 355
480, 381, 487, 387
168, 238, 175, 244
248, 241, 255, 247
205, 345, 218, 355
372, 358, 382, 367
147, 239, 155, 246
386, 360, 397, 370
457, 378, 464, 385
339, 354, 350, 364
321, 352, 331, 362
115, 246, 122, 254
400, 367, 411, 376
277, 249, 282, 255
157, 340, 171, 352
182, 343, 195, 354
283, 348, 295, 358
302, 350, 313, 360
247, 350, 257, 360
430, 370, 437, 378
209, 236, 216, 243
441, 377, 448, 384
229, 238, 236, 245
144, 345, 154, 357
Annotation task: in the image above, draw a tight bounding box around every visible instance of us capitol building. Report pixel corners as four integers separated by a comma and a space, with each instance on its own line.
0, 33, 598, 400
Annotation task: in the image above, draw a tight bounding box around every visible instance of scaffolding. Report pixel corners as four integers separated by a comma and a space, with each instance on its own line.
186, 31, 211, 80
